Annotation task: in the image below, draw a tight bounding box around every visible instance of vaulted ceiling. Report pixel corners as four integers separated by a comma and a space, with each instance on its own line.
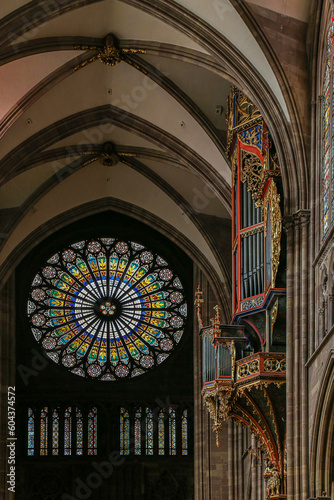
0, 0, 313, 317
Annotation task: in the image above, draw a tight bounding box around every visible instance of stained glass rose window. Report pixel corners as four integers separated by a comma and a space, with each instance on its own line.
27, 238, 187, 380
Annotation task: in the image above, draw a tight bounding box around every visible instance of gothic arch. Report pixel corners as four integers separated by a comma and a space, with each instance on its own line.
0, 197, 231, 321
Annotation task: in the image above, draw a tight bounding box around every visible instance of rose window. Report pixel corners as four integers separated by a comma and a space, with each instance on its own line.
27, 238, 187, 380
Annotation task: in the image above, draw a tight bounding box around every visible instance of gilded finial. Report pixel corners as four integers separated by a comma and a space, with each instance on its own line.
194, 285, 204, 329
212, 305, 221, 334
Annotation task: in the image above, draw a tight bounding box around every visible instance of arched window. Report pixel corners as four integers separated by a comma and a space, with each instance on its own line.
27, 408, 34, 456
169, 407, 176, 456
40, 407, 48, 456
52, 409, 59, 456
76, 408, 83, 456
120, 407, 130, 455
158, 409, 165, 456
181, 409, 188, 456
64, 407, 72, 456
145, 408, 154, 455
88, 407, 97, 455
322, 11, 334, 240
134, 407, 142, 455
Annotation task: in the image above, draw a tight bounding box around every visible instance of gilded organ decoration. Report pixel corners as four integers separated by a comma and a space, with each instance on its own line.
263, 181, 282, 288
241, 151, 264, 206
238, 125, 263, 150
271, 298, 279, 334
228, 87, 283, 316
199, 87, 286, 497
201, 382, 235, 446
227, 88, 262, 153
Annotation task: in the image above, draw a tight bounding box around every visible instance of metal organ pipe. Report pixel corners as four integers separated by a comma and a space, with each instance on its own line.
260, 231, 264, 290
256, 231, 261, 293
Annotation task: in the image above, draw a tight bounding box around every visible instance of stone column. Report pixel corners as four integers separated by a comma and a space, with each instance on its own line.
300, 211, 310, 499
227, 420, 234, 500
284, 211, 310, 499
0, 275, 16, 500
284, 215, 295, 498
251, 434, 257, 500
293, 213, 301, 500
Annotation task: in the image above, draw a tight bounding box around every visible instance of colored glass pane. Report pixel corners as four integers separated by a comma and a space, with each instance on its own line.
134, 407, 142, 455
182, 410, 188, 456
40, 407, 48, 456
76, 408, 83, 456
323, 59, 332, 239
28, 408, 34, 456
120, 407, 130, 455
27, 238, 187, 380
146, 408, 153, 455
52, 409, 59, 456
64, 407, 72, 455
327, 11, 334, 53
169, 407, 176, 456
88, 407, 97, 455
158, 409, 165, 456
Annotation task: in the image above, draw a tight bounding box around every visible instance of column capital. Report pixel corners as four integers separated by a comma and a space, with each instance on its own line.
293, 209, 310, 227
283, 210, 310, 232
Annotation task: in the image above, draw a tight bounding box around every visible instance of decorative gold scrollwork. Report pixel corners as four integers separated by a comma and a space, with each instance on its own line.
271, 298, 279, 334
232, 149, 238, 187
263, 357, 286, 373
241, 151, 264, 207
240, 295, 264, 311
237, 358, 260, 379
263, 181, 282, 288
228, 88, 262, 129
202, 383, 235, 446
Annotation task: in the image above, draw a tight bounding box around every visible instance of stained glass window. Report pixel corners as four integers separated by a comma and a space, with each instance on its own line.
76, 408, 83, 456
28, 408, 34, 456
158, 409, 165, 455
327, 10, 334, 53
40, 407, 48, 456
169, 407, 176, 456
181, 409, 188, 456
145, 408, 154, 455
322, 12, 334, 239
64, 407, 72, 456
88, 407, 97, 455
27, 238, 187, 381
120, 407, 130, 455
134, 407, 142, 455
52, 409, 59, 455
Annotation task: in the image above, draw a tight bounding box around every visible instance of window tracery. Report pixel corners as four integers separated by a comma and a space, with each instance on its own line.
118, 406, 189, 456
322, 11, 334, 240
27, 238, 187, 381
40, 407, 48, 456
120, 407, 130, 456
64, 407, 72, 456
52, 409, 59, 456
88, 407, 97, 455
27, 406, 97, 456
27, 408, 34, 456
